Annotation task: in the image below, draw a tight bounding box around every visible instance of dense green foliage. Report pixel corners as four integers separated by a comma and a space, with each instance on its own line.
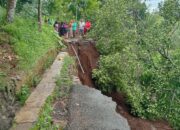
65, 0, 100, 20
91, 0, 180, 129
44, 0, 100, 21
1, 0, 101, 22
159, 0, 180, 24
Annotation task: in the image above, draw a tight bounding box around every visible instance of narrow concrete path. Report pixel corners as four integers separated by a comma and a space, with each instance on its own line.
67, 85, 130, 130
11, 52, 68, 130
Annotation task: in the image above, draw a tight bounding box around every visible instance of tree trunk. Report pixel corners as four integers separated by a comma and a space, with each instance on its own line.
38, 0, 42, 32
7, 0, 17, 23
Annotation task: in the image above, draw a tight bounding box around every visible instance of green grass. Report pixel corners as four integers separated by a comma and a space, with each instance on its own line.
55, 56, 74, 97
1, 17, 61, 104
32, 56, 74, 130
2, 17, 59, 71
16, 85, 30, 105
32, 96, 60, 130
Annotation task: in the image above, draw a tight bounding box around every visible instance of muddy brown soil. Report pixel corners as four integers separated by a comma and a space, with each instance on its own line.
67, 40, 99, 87
67, 40, 172, 130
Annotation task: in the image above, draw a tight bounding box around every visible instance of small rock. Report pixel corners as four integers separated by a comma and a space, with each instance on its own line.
11, 75, 21, 81
15, 75, 21, 81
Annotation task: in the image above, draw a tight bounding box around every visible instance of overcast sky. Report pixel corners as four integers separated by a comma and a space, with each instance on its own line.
144, 0, 164, 12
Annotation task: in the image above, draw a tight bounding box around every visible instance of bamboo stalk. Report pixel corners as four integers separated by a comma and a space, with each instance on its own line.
71, 44, 85, 74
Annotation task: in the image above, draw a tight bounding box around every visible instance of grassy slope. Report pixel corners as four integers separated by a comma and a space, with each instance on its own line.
0, 13, 60, 129
2, 17, 59, 70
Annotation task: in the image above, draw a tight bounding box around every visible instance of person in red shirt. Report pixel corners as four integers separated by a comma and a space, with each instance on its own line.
84, 20, 91, 35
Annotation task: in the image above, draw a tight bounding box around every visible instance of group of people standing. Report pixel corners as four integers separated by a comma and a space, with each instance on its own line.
53, 19, 91, 38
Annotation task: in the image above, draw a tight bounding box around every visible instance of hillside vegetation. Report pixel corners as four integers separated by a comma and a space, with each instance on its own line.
0, 2, 60, 129
0, 0, 101, 129
91, 0, 180, 129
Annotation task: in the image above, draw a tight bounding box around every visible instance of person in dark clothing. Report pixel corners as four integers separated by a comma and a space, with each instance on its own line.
63, 22, 68, 38
59, 22, 64, 36
53, 21, 59, 32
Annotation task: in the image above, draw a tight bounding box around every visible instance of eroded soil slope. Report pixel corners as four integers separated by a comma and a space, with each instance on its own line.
67, 40, 99, 87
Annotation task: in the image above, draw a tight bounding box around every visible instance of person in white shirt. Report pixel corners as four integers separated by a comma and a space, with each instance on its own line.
79, 19, 85, 36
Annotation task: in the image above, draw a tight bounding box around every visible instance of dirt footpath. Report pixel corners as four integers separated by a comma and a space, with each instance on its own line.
67, 84, 130, 130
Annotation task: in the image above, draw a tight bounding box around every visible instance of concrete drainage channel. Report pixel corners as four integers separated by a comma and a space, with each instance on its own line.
10, 52, 68, 130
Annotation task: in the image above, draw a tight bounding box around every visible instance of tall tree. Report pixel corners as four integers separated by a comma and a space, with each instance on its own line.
7, 0, 17, 22
159, 0, 180, 24
38, 0, 42, 31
